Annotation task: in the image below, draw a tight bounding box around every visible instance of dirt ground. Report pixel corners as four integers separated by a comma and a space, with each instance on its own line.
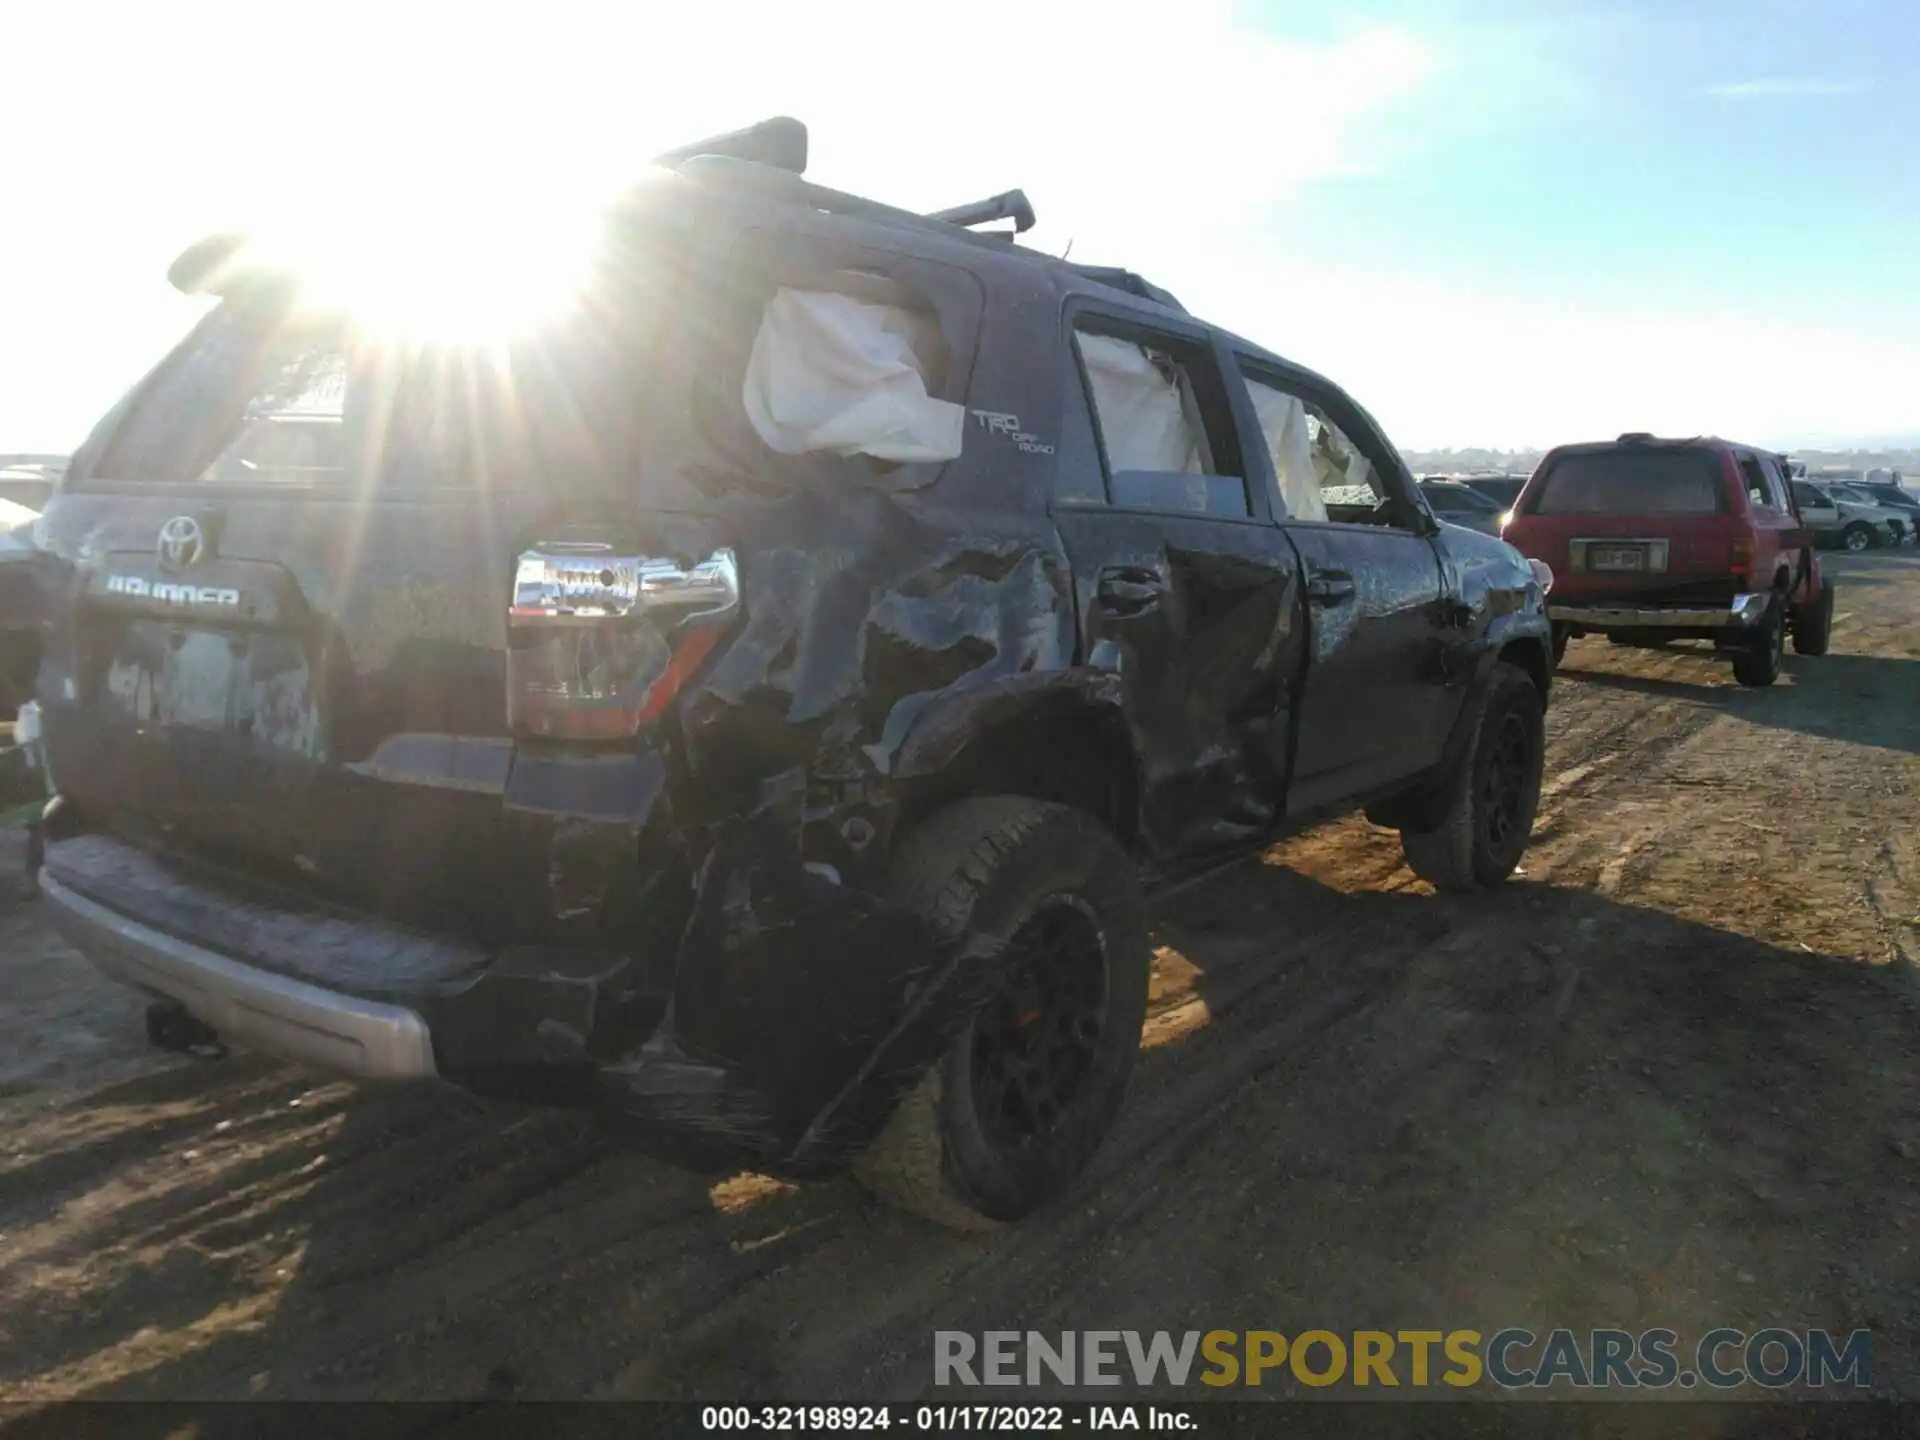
1, 551, 1917, 1408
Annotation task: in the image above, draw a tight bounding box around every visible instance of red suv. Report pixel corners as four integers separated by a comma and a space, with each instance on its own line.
1501, 434, 1834, 687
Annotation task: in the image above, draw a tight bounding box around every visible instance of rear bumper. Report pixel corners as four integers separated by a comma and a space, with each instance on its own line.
41, 870, 438, 1078
34, 822, 978, 1175
1548, 592, 1770, 630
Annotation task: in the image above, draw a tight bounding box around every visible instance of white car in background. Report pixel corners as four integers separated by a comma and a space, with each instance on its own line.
1827, 484, 1915, 544
1792, 479, 1904, 551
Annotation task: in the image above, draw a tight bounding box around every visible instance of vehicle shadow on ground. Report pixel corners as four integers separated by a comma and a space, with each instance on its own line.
1558, 650, 1920, 755
6, 854, 1920, 1409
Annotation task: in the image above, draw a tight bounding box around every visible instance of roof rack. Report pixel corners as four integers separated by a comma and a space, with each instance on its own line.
658, 118, 1039, 239
653, 116, 810, 176
1062, 264, 1186, 313
656, 120, 1186, 310
926, 190, 1036, 234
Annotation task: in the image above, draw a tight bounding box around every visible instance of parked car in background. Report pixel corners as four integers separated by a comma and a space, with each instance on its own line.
0, 496, 42, 719
0, 458, 61, 512
27, 117, 1556, 1230
1793, 480, 1902, 551
1460, 474, 1528, 510
1501, 433, 1831, 686
1852, 480, 1920, 526
1418, 478, 1507, 535
1827, 484, 1913, 543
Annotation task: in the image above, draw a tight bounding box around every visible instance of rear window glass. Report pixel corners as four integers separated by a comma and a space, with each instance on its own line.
89, 288, 658, 492
1529, 450, 1727, 516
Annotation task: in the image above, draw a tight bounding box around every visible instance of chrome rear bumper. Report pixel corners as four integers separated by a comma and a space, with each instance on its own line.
40, 871, 438, 1078
1547, 592, 1770, 629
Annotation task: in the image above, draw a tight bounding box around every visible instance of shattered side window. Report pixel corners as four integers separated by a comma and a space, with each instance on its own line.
1288, 404, 1396, 524
1237, 370, 1330, 523
1073, 326, 1248, 519
741, 287, 965, 463
658, 236, 984, 500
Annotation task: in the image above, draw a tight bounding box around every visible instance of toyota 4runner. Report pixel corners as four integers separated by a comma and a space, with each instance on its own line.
26, 119, 1554, 1229
1500, 434, 1833, 687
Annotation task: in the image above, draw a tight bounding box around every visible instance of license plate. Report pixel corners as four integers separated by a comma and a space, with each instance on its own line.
104, 623, 323, 756
1591, 546, 1646, 572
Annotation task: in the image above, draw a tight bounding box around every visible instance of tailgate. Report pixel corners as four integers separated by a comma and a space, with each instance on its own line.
1505, 447, 1741, 597
36, 305, 655, 944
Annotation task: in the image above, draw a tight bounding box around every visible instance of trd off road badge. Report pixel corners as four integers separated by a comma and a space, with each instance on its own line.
970, 409, 1055, 455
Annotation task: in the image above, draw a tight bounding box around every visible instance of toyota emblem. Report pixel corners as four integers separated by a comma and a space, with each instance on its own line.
156, 515, 206, 572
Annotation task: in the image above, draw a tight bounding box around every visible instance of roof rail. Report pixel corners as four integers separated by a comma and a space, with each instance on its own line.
674, 154, 948, 229
673, 155, 1039, 256
926, 190, 1036, 234
1063, 264, 1187, 313
654, 117, 809, 176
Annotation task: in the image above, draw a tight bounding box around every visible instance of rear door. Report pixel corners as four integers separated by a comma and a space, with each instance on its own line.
37, 301, 653, 944
1048, 308, 1304, 856
1228, 356, 1455, 809
1738, 451, 1807, 588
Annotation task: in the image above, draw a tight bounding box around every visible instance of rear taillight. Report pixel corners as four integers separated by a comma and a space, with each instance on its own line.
506, 544, 739, 740
1730, 535, 1755, 579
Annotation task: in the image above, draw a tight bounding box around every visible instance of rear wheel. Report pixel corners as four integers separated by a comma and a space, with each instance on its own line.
1791, 580, 1835, 657
1399, 662, 1545, 893
1550, 624, 1570, 666
854, 798, 1151, 1230
1843, 523, 1874, 553
1732, 593, 1787, 686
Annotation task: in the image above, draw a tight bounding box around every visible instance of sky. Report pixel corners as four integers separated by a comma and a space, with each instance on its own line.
2, 0, 1916, 452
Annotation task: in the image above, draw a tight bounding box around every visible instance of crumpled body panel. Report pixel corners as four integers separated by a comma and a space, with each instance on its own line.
565, 479, 1080, 1169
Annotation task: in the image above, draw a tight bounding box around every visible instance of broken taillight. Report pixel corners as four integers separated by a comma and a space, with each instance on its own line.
506, 544, 739, 740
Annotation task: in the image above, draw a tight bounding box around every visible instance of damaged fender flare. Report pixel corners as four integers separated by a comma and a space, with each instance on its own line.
1367, 613, 1551, 834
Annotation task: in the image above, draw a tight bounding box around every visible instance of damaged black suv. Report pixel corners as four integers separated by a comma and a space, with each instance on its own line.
28, 119, 1553, 1229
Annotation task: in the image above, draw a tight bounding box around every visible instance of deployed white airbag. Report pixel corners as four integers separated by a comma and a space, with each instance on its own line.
1243, 380, 1330, 522
1077, 333, 1207, 475
743, 288, 965, 463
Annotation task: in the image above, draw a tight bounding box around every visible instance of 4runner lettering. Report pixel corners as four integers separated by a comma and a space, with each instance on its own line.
104, 575, 242, 607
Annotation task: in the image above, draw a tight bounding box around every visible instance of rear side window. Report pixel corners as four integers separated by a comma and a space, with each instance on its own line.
1073, 325, 1248, 518
1529, 449, 1728, 515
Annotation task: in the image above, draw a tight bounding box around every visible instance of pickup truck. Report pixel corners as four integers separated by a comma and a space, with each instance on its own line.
26, 118, 1556, 1228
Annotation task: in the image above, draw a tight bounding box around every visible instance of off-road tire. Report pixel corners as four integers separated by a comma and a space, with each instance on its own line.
1791, 581, 1835, 657
1399, 661, 1545, 893
1732, 593, 1787, 687
1550, 624, 1570, 666
1842, 523, 1874, 553
853, 798, 1150, 1231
